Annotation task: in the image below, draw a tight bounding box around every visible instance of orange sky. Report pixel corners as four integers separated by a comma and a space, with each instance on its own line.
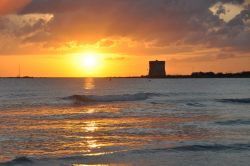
0, 0, 250, 77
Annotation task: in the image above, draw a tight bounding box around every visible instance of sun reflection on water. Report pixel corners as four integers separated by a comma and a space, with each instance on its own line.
73, 164, 129, 166
73, 164, 111, 166
85, 108, 95, 114
85, 136, 99, 149
84, 121, 98, 132
0, 103, 215, 162
83, 78, 95, 90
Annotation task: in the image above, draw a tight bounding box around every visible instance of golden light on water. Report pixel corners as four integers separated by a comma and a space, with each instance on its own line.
73, 164, 128, 166
1, 104, 213, 164
86, 136, 99, 149
85, 108, 95, 114
84, 121, 98, 132
83, 78, 96, 90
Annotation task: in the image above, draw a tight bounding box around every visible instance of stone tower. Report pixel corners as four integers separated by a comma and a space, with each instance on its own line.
148, 60, 166, 78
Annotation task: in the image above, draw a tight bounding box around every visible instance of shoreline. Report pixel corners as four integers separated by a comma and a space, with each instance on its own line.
1, 77, 250, 79
1, 71, 250, 79
1, 76, 250, 79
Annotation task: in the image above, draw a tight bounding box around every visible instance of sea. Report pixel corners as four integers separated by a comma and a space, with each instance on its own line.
0, 78, 250, 166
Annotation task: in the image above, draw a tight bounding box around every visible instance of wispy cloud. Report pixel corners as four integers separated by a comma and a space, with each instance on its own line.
0, 0, 31, 15
0, 0, 249, 58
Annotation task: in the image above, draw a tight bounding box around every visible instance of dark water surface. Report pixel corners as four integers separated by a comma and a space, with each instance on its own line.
0, 78, 250, 166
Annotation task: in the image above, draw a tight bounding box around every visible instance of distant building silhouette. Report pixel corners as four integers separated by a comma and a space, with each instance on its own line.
148, 60, 166, 78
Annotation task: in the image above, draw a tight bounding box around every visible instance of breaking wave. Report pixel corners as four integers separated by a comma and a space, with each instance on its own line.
64, 92, 162, 103
169, 143, 250, 151
2, 143, 250, 165
217, 98, 250, 104
186, 102, 205, 107
132, 143, 250, 154
215, 119, 250, 125
0, 157, 33, 165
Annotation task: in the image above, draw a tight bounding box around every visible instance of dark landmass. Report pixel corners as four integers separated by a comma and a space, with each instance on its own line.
22, 76, 34, 79
190, 71, 250, 78
0, 76, 34, 79
143, 71, 250, 78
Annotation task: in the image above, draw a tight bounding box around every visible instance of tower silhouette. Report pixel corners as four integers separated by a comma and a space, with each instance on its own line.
148, 60, 166, 78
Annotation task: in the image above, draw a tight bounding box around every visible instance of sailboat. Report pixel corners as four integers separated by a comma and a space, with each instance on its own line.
16, 64, 34, 79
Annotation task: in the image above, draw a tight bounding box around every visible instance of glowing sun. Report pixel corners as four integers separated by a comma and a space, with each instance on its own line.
73, 51, 103, 75
82, 52, 99, 69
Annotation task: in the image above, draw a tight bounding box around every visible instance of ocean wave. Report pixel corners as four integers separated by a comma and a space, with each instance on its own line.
186, 102, 205, 107
132, 143, 250, 153
0, 157, 33, 166
170, 143, 250, 151
64, 92, 162, 103
217, 98, 250, 104
215, 119, 250, 125
2, 143, 250, 165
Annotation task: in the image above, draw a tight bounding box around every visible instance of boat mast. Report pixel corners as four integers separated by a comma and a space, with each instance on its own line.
18, 64, 21, 78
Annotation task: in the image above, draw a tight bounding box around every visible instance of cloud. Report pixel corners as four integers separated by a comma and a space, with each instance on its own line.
207, 5, 250, 52
105, 57, 125, 61
0, 13, 53, 54
169, 51, 250, 63
0, 0, 249, 57
216, 53, 236, 59
98, 39, 115, 48
0, 0, 31, 15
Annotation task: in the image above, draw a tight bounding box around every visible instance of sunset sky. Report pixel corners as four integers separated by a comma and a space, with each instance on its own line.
0, 0, 250, 77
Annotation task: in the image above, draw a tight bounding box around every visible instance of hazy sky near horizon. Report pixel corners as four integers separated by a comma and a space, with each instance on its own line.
0, 0, 250, 77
